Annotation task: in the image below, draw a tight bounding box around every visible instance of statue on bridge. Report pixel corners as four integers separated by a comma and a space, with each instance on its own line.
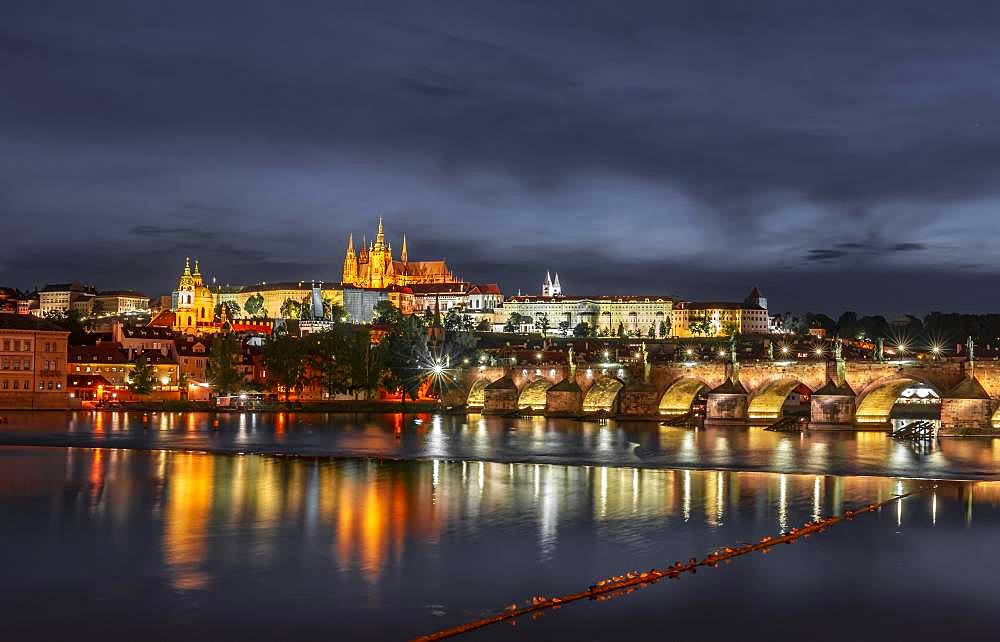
729, 334, 738, 366
967, 336, 976, 362
834, 337, 843, 362
876, 337, 884, 362
766, 339, 774, 361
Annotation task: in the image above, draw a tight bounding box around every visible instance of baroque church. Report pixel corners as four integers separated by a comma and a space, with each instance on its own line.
342, 218, 459, 288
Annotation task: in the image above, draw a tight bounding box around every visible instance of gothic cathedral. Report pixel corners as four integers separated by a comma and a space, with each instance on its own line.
342, 218, 459, 288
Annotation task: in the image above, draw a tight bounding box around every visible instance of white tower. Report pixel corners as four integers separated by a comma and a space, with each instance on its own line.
552, 273, 562, 296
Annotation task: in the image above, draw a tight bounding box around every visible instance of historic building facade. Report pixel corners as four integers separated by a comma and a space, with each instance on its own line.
342, 218, 458, 288
0, 314, 69, 409
496, 294, 673, 336
672, 287, 770, 337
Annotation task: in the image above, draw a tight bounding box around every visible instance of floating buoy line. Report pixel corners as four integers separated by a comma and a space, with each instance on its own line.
411, 485, 934, 642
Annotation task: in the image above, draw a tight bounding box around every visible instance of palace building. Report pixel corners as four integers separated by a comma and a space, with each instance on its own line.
342, 218, 458, 288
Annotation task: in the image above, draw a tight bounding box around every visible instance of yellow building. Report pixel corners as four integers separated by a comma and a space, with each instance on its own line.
343, 218, 458, 288
172, 258, 217, 335
671, 287, 770, 337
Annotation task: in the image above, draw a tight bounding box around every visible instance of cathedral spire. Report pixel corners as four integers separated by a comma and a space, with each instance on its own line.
184, 257, 191, 276
374, 216, 385, 249
401, 234, 408, 263
347, 232, 355, 255
193, 259, 201, 276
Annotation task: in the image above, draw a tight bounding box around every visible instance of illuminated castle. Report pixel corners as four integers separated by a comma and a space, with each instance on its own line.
342, 218, 458, 288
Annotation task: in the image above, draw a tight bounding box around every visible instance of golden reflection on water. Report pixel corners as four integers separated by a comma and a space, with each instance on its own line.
11, 447, 1000, 592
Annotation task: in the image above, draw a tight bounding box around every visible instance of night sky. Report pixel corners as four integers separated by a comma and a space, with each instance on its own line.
4, 1, 1000, 315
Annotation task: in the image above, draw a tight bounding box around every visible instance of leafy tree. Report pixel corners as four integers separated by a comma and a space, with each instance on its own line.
722, 321, 741, 337
127, 355, 156, 396
310, 330, 342, 398
689, 318, 714, 337
444, 308, 463, 331
535, 313, 550, 335
214, 300, 241, 321
177, 371, 189, 400
558, 320, 571, 336
475, 318, 491, 332
44, 309, 89, 345
616, 321, 625, 338
503, 312, 523, 333
244, 293, 265, 318
379, 311, 428, 404
346, 327, 383, 399
374, 300, 404, 326
280, 298, 302, 319
326, 301, 347, 323
573, 321, 591, 337
647, 325, 656, 338
263, 331, 307, 404
207, 332, 244, 396
658, 320, 670, 338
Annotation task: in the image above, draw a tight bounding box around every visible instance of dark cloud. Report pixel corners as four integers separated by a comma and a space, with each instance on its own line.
1, 0, 999, 314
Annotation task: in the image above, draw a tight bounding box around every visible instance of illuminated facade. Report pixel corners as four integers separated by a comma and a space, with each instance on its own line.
342, 218, 458, 288
171, 258, 217, 335
672, 287, 770, 337
496, 294, 673, 336
0, 313, 69, 409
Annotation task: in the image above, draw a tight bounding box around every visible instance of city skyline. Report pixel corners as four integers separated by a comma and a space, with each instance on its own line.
5, 2, 1000, 314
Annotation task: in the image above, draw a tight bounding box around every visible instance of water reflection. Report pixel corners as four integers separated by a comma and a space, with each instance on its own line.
4, 447, 1000, 640
9, 411, 1000, 480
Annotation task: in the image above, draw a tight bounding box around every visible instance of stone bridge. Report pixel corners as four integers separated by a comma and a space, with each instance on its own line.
446, 359, 1000, 434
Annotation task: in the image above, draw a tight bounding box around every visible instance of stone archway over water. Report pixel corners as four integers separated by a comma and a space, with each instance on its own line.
658, 378, 708, 416
518, 378, 553, 410
856, 377, 938, 424
583, 378, 624, 413
467, 379, 489, 408
748, 378, 811, 420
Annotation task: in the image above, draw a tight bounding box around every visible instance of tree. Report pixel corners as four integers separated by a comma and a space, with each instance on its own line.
444, 308, 463, 331
616, 321, 625, 338
43, 309, 89, 345
345, 327, 383, 399
573, 321, 591, 337
503, 312, 523, 333
374, 300, 404, 327
207, 332, 244, 396
558, 320, 571, 336
658, 319, 670, 338
475, 318, 491, 332
308, 327, 351, 399
177, 371, 189, 400
379, 311, 428, 404
244, 293, 265, 318
127, 355, 156, 396
214, 300, 241, 321
280, 298, 302, 319
722, 321, 741, 337
689, 318, 714, 337
535, 313, 550, 335
263, 331, 306, 404
647, 325, 656, 338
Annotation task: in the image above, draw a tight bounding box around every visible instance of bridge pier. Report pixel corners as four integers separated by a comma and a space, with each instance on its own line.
809, 380, 856, 427
706, 378, 749, 421
940, 377, 995, 435
483, 375, 518, 414
618, 380, 659, 417
546, 379, 582, 414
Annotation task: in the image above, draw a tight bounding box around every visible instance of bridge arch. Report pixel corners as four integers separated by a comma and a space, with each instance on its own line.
582, 378, 624, 413
518, 378, 554, 410
467, 379, 490, 409
856, 376, 941, 425
748, 378, 812, 420
658, 377, 709, 416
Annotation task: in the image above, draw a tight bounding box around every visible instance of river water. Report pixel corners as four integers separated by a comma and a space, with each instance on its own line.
1, 412, 999, 640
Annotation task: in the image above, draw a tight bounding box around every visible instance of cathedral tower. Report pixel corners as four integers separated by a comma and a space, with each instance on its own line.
342, 233, 359, 285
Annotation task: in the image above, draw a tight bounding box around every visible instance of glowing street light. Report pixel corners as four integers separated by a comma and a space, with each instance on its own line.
686, 348, 694, 357
814, 347, 823, 357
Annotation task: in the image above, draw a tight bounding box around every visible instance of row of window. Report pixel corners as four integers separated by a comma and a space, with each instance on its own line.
0, 379, 60, 391
1, 358, 31, 370
1, 339, 32, 352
